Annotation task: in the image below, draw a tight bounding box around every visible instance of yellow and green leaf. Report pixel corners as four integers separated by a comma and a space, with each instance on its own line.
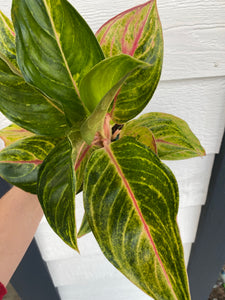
84, 137, 191, 299
96, 0, 163, 123
78, 212, 91, 238
0, 136, 57, 193
0, 11, 19, 74
0, 59, 69, 136
120, 123, 157, 154
0, 124, 34, 147
0, 14, 69, 137
12, 0, 104, 127
80, 54, 149, 144
125, 112, 206, 160
38, 138, 78, 250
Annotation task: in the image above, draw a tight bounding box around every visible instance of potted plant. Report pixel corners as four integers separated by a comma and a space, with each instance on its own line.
0, 0, 205, 299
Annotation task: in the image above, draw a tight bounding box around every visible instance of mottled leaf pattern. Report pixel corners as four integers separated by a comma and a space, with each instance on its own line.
68, 128, 96, 193
38, 138, 78, 250
84, 137, 191, 299
78, 212, 91, 238
0, 136, 57, 193
0, 124, 34, 147
96, 0, 163, 123
0, 11, 19, 73
0, 58, 69, 136
12, 0, 104, 127
75, 144, 98, 193
120, 123, 157, 154
128, 112, 206, 160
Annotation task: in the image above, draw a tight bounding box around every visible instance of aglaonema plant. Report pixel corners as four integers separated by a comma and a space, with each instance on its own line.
0, 0, 205, 299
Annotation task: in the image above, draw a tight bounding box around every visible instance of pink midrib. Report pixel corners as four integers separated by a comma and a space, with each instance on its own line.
121, 3, 152, 57
129, 3, 153, 56
97, 1, 153, 57
104, 142, 178, 299
75, 143, 91, 171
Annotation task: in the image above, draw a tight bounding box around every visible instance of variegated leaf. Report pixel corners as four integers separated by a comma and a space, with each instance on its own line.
0, 11, 19, 73
75, 144, 98, 193
12, 0, 104, 127
78, 212, 91, 238
84, 137, 190, 299
128, 112, 206, 160
0, 58, 69, 136
68, 128, 97, 193
0, 124, 34, 147
0, 136, 57, 193
96, 0, 163, 123
38, 138, 78, 250
0, 12, 70, 136
120, 124, 157, 154
80, 54, 149, 144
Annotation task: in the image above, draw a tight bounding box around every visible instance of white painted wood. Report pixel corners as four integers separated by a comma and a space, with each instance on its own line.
142, 77, 225, 154
178, 206, 202, 243
2, 0, 225, 30
57, 277, 151, 300
166, 155, 215, 208
183, 243, 192, 267
46, 253, 141, 288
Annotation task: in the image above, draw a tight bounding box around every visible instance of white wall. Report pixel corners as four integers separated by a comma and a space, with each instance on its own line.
0, 0, 225, 299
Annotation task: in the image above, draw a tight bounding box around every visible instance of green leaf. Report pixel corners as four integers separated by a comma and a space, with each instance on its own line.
12, 0, 104, 127
0, 58, 69, 136
120, 123, 157, 154
68, 128, 97, 193
0, 124, 34, 147
38, 138, 78, 250
0, 136, 57, 193
84, 137, 190, 299
80, 54, 149, 144
75, 144, 98, 193
0, 11, 20, 74
96, 0, 163, 123
78, 212, 91, 238
128, 112, 206, 160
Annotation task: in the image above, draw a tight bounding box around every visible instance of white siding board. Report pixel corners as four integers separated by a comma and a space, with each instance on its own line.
183, 243, 192, 267
44, 239, 194, 288
142, 77, 225, 154
178, 206, 202, 244
161, 29, 225, 81
166, 155, 215, 208
58, 277, 150, 300
35, 222, 77, 262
